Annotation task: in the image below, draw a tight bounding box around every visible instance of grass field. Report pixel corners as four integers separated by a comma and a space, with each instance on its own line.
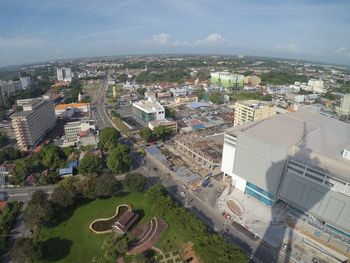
39, 192, 154, 263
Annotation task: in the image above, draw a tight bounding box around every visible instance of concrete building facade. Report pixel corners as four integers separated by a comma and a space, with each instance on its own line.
221, 111, 350, 255
57, 68, 72, 82
211, 72, 244, 90
234, 100, 276, 126
64, 120, 95, 142
11, 98, 56, 151
337, 93, 350, 116
132, 98, 165, 126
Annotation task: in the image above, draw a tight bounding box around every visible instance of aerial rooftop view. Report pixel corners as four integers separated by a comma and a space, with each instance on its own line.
0, 1, 349, 263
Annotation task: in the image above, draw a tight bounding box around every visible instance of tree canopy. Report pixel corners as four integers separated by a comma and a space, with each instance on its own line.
107, 144, 132, 174
92, 174, 118, 198
78, 154, 102, 176
139, 127, 154, 142
123, 173, 147, 192
99, 127, 120, 150
153, 125, 172, 141
51, 186, 75, 208
24, 190, 52, 230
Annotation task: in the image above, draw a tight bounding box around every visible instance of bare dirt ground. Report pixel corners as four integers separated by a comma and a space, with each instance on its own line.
182, 242, 202, 263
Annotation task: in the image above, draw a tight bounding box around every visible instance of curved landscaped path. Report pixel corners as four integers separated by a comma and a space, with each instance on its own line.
128, 217, 167, 254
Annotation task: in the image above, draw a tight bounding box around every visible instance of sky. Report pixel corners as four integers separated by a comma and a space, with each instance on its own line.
0, 0, 350, 67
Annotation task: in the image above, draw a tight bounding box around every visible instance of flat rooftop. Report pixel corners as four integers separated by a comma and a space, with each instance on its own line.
226, 110, 350, 180
133, 99, 164, 113
235, 100, 274, 109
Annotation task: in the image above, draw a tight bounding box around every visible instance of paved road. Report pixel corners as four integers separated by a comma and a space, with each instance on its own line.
132, 153, 291, 263
4, 185, 55, 202
91, 78, 113, 129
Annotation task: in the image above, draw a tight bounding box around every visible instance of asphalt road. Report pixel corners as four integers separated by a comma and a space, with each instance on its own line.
132, 153, 290, 263
5, 185, 55, 202
91, 78, 113, 129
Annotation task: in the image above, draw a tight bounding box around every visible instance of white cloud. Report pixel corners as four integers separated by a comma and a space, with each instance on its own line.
145, 33, 171, 45
195, 33, 223, 45
0, 36, 45, 48
334, 47, 350, 57
275, 43, 298, 51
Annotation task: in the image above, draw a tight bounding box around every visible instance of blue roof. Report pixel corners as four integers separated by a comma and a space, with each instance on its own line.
192, 123, 205, 130
188, 102, 212, 109
145, 146, 167, 163
59, 167, 73, 176
67, 161, 79, 167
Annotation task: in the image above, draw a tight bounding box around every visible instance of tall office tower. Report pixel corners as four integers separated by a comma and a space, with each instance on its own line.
11, 98, 56, 151
234, 100, 276, 126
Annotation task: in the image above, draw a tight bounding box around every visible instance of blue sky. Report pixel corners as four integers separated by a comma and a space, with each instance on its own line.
0, 0, 350, 66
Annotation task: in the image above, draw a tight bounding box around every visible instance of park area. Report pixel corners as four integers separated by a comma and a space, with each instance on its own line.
38, 192, 194, 263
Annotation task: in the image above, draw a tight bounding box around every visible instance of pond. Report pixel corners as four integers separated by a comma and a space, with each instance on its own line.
90, 204, 130, 233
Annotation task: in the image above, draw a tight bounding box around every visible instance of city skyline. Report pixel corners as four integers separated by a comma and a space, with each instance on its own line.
1, 0, 350, 67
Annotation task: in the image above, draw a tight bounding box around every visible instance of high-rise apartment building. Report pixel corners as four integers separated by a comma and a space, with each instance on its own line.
20, 75, 32, 90
211, 72, 244, 90
11, 98, 56, 151
337, 93, 350, 116
234, 100, 276, 126
56, 68, 72, 82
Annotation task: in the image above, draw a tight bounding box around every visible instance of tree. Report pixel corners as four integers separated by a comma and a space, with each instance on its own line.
11, 238, 40, 263
115, 238, 128, 255
208, 91, 224, 104
0, 147, 21, 164
134, 253, 148, 263
139, 127, 154, 142
78, 177, 96, 199
51, 186, 75, 208
24, 190, 52, 230
13, 159, 32, 185
123, 173, 147, 192
153, 125, 172, 140
107, 144, 132, 174
40, 144, 64, 169
102, 236, 118, 263
164, 106, 176, 119
78, 154, 102, 176
0, 132, 8, 148
93, 174, 118, 198
99, 127, 120, 150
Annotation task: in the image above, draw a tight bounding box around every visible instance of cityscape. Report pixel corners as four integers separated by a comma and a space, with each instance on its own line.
0, 1, 350, 263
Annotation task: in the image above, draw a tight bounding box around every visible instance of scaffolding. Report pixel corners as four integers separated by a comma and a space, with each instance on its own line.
174, 133, 222, 171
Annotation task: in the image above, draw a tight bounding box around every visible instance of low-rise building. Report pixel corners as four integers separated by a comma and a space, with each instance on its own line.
55, 103, 90, 118
132, 98, 165, 126
174, 96, 198, 104
64, 120, 95, 142
148, 119, 177, 132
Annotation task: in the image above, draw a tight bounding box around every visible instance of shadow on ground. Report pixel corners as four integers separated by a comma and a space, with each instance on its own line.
42, 237, 73, 261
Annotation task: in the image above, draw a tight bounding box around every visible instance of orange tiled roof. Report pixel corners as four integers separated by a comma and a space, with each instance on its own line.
55, 103, 90, 110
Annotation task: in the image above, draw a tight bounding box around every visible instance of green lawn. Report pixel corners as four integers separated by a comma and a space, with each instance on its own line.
39, 192, 154, 263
